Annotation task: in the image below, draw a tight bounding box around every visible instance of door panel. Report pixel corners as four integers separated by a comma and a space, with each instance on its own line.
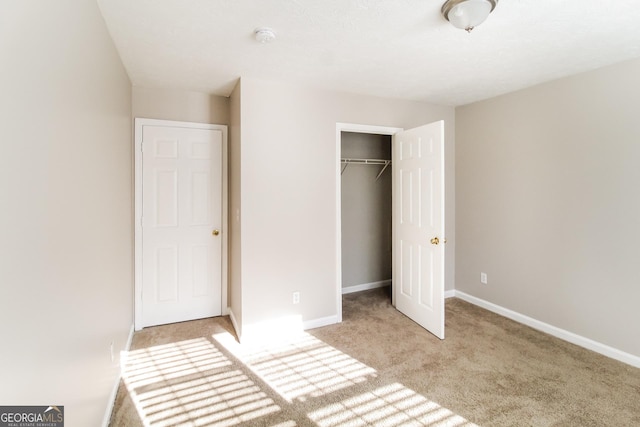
393, 121, 445, 339
141, 125, 222, 327
156, 245, 178, 302
155, 169, 178, 226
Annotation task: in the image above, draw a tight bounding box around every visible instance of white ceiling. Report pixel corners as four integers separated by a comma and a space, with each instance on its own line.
98, 0, 640, 106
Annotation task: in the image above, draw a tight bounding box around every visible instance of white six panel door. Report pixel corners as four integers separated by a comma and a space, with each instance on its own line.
141, 125, 222, 327
393, 121, 445, 339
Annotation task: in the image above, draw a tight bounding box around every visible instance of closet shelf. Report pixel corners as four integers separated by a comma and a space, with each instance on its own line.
340, 158, 391, 181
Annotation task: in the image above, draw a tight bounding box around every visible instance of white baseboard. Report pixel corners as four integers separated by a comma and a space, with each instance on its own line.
228, 308, 240, 341
102, 324, 135, 427
444, 289, 456, 299
125, 324, 135, 352
229, 309, 338, 343
453, 290, 640, 369
303, 315, 340, 330
239, 315, 305, 346
342, 279, 391, 294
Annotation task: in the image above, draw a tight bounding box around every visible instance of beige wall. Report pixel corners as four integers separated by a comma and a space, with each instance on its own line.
456, 58, 640, 357
132, 86, 230, 125
0, 1, 133, 425
234, 77, 455, 339
229, 81, 243, 336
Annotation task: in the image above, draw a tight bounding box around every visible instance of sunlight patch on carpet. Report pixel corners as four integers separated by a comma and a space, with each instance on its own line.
213, 331, 377, 403
121, 337, 281, 426
214, 330, 476, 426
308, 382, 477, 427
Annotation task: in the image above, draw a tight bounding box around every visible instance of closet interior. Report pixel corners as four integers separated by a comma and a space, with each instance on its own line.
340, 131, 392, 297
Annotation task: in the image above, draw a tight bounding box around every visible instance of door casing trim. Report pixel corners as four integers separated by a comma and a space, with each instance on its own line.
335, 123, 403, 323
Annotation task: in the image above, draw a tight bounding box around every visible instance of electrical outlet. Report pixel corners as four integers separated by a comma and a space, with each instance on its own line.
110, 341, 115, 362
480, 272, 488, 284
292, 291, 300, 304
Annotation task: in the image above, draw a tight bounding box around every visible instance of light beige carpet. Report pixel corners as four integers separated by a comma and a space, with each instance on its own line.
109, 288, 640, 426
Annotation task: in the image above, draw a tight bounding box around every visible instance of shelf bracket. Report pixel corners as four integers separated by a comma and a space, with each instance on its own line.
375, 161, 391, 181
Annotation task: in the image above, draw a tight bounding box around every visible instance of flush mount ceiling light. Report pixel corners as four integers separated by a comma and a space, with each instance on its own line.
254, 27, 276, 43
441, 0, 498, 33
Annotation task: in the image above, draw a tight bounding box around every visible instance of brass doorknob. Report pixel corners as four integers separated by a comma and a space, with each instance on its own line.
430, 237, 440, 245
212, 229, 220, 236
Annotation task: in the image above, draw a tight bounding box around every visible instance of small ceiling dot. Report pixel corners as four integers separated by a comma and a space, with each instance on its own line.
254, 27, 276, 43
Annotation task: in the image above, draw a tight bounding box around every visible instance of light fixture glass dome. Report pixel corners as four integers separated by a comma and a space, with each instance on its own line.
442, 0, 498, 32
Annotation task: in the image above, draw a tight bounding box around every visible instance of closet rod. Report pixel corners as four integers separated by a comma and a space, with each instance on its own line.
341, 158, 390, 165
340, 158, 391, 181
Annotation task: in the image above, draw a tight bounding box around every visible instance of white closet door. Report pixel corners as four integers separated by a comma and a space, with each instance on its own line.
141, 124, 222, 327
393, 121, 445, 339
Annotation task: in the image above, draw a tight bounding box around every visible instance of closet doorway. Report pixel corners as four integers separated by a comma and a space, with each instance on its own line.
340, 132, 393, 297
335, 123, 402, 323
335, 122, 446, 339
